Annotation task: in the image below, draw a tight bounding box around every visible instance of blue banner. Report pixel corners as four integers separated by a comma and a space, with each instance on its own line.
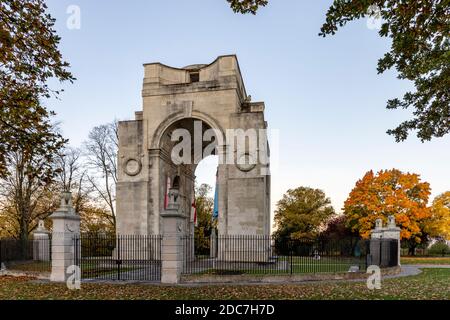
213, 169, 219, 219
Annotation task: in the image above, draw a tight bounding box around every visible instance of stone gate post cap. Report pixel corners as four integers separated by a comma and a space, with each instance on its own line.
60, 191, 73, 209
51, 191, 79, 216
49, 211, 81, 221
33, 219, 50, 234
387, 215, 397, 228
375, 218, 383, 230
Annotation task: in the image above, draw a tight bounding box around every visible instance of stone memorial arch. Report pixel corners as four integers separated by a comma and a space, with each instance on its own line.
116, 55, 270, 240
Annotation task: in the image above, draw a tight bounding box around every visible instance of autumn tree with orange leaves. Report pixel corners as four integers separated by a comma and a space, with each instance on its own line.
425, 191, 450, 241
343, 169, 431, 249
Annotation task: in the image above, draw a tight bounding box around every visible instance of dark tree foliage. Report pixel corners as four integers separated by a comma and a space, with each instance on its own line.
227, 0, 268, 14
273, 187, 335, 241
227, 0, 449, 142
321, 215, 356, 239
194, 183, 217, 255
0, 0, 74, 178
320, 0, 450, 142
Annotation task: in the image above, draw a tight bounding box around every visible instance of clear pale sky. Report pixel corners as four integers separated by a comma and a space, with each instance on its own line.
45, 0, 450, 222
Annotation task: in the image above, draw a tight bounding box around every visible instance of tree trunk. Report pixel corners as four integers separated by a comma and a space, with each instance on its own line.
19, 216, 29, 260
408, 242, 416, 256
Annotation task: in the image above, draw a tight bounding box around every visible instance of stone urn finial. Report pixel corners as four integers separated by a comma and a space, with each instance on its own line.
58, 191, 76, 214
387, 215, 396, 228
36, 219, 47, 232
375, 218, 383, 230
60, 191, 72, 207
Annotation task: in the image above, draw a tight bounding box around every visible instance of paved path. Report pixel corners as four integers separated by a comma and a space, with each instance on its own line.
27, 264, 449, 286
346, 264, 450, 283
153, 265, 450, 287
181, 265, 450, 286
405, 264, 450, 268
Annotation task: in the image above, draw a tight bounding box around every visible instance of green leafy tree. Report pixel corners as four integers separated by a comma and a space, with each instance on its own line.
428, 241, 450, 256
228, 0, 449, 142
0, 0, 74, 178
274, 187, 335, 241
194, 183, 217, 255
320, 0, 449, 142
227, 0, 268, 14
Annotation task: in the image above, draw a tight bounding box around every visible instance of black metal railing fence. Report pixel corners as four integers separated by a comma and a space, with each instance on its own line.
182, 235, 398, 275
0, 233, 398, 280
73, 233, 161, 281
0, 237, 51, 272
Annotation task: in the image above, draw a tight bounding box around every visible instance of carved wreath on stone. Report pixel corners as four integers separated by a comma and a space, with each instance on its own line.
65, 222, 77, 232
236, 153, 256, 172
123, 157, 142, 176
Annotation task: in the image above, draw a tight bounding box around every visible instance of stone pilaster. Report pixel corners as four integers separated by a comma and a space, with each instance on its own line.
210, 228, 217, 258
382, 216, 401, 266
160, 188, 185, 284
49, 192, 80, 282
32, 220, 50, 262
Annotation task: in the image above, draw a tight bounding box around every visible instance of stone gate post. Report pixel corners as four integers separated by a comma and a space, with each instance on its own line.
369, 218, 383, 265
160, 188, 185, 284
382, 216, 401, 266
32, 220, 50, 262
370, 216, 401, 267
49, 192, 80, 282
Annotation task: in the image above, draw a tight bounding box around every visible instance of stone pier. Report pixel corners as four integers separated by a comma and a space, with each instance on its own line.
32, 220, 50, 262
49, 192, 80, 282
160, 188, 185, 284
370, 216, 401, 267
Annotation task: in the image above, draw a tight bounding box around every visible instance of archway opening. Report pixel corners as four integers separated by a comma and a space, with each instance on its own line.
193, 155, 219, 256
158, 117, 220, 239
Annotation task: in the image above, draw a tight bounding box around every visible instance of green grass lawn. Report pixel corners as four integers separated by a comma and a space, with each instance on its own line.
401, 256, 450, 265
79, 261, 146, 279
81, 266, 137, 279
6, 261, 50, 273
6, 260, 126, 276
5, 260, 138, 278
195, 256, 365, 275
0, 268, 448, 300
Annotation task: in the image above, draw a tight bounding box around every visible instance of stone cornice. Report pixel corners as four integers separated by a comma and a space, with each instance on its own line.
49, 212, 81, 221
142, 77, 246, 103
